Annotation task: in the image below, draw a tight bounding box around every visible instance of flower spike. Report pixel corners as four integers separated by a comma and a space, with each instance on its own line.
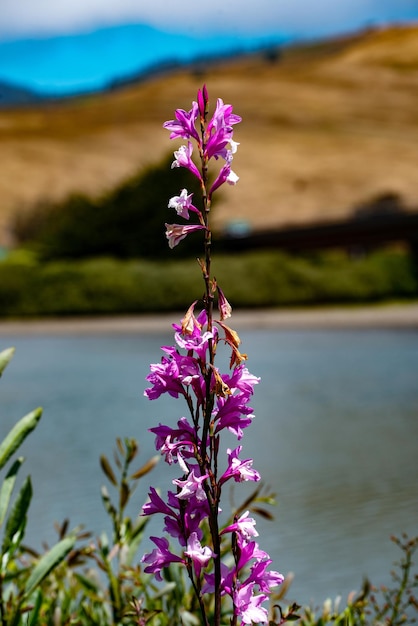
144, 86, 283, 626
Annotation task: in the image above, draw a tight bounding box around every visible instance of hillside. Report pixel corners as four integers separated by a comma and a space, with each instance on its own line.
1, 24, 418, 246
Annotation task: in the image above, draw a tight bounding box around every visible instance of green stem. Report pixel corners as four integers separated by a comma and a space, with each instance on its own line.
0, 572, 6, 626
389, 540, 413, 623
198, 109, 222, 626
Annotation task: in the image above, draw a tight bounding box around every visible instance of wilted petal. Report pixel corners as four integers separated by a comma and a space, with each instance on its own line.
217, 286, 232, 320
165, 223, 206, 249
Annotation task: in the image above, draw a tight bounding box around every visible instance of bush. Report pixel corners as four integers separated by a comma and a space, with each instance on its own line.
0, 248, 416, 318
11, 154, 205, 261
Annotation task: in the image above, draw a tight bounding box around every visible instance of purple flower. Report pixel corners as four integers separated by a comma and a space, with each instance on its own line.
207, 98, 242, 135
209, 161, 239, 196
163, 101, 200, 142
205, 127, 231, 160
141, 536, 184, 581
145, 347, 202, 402
220, 446, 261, 485
168, 189, 200, 220
197, 84, 208, 119
175, 327, 216, 362
165, 223, 206, 249
202, 562, 235, 596
144, 355, 185, 400
204, 97, 241, 163
150, 417, 196, 450
143, 87, 285, 621
142, 486, 178, 519
214, 394, 255, 439
236, 535, 270, 573
164, 499, 207, 546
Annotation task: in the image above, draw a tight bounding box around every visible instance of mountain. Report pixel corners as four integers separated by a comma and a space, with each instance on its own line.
0, 23, 286, 98
0, 24, 417, 246
0, 79, 43, 106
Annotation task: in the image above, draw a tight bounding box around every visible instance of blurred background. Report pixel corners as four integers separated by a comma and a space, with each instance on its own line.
0, 0, 418, 610
0, 0, 418, 311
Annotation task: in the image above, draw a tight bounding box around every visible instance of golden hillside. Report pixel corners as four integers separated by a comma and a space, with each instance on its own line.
1, 23, 418, 246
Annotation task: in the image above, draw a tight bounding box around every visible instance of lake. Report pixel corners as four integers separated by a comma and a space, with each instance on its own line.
0, 323, 417, 608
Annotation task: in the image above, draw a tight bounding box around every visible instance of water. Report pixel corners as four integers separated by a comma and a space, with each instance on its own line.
0, 326, 417, 608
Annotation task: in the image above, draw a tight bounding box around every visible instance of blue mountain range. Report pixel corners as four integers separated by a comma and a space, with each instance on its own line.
0, 23, 287, 103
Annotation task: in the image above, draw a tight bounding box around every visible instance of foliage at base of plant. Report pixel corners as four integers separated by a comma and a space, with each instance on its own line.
1, 347, 417, 624
295, 534, 418, 626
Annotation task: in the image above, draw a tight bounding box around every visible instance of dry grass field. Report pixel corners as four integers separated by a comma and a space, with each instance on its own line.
1, 23, 418, 246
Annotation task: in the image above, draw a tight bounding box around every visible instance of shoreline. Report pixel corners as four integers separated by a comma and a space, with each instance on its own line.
0, 302, 417, 335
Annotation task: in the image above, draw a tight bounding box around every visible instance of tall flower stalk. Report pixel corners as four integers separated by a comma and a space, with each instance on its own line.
142, 86, 283, 626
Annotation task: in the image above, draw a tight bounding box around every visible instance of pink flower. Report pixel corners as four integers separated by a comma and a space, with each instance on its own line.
224, 365, 260, 396
184, 532, 215, 578
168, 189, 200, 220
233, 582, 269, 625
221, 510, 259, 540
173, 467, 209, 501
220, 446, 261, 484
171, 142, 202, 180
236, 536, 270, 572
246, 559, 284, 594
165, 223, 206, 249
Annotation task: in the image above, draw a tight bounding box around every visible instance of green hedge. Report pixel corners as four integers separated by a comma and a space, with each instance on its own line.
0, 248, 416, 317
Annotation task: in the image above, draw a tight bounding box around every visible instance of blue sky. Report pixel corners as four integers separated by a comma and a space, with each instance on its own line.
1, 0, 418, 95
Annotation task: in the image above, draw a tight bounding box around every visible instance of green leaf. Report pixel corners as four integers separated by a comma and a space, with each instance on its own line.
0, 347, 15, 377
26, 589, 43, 626
24, 534, 76, 599
129, 454, 160, 480
0, 408, 42, 471
2, 475, 32, 555
180, 609, 201, 626
0, 457, 24, 526
152, 581, 176, 599
119, 479, 129, 509
99, 454, 117, 486
124, 517, 148, 566
101, 485, 117, 525
74, 571, 100, 594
